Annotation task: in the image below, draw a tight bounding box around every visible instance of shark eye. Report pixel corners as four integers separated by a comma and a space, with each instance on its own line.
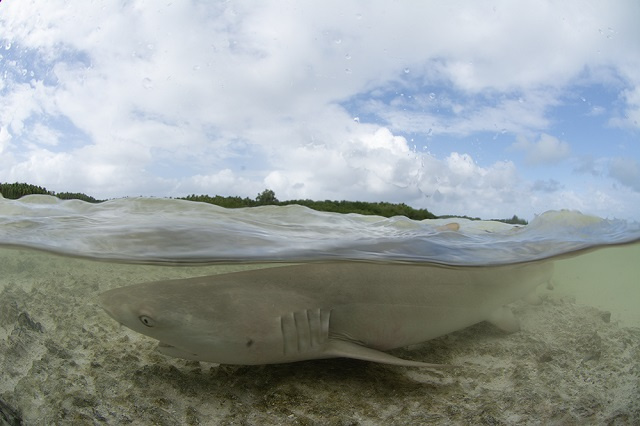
139, 315, 156, 327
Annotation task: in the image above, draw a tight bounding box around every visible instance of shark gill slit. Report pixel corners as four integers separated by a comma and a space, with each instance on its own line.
294, 310, 310, 352
280, 312, 296, 355
280, 309, 332, 356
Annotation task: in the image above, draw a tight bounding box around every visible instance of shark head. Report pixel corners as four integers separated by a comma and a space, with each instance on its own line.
98, 277, 261, 364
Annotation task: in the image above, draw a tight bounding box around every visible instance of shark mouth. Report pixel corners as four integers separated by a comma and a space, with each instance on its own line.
155, 342, 200, 360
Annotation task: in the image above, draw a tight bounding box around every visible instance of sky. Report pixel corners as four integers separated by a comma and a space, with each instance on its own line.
1, 1, 639, 221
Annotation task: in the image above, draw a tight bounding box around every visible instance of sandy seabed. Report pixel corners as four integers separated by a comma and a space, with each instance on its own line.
0, 247, 638, 425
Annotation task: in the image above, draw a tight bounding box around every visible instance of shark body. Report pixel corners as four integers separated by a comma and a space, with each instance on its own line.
99, 261, 553, 367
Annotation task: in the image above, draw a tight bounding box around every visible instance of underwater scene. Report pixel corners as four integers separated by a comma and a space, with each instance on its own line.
1, 195, 639, 424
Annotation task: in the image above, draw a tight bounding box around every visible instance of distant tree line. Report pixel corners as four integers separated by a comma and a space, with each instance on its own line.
0, 182, 103, 203
0, 182, 527, 223
182, 189, 438, 220
493, 215, 528, 225
439, 213, 528, 225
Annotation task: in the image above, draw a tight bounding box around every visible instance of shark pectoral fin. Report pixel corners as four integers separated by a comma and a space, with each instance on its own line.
487, 305, 520, 333
325, 339, 456, 369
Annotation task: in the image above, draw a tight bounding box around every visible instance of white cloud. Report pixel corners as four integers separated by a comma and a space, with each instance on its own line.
531, 179, 563, 193
609, 157, 640, 192
610, 87, 640, 129
0, 126, 11, 155
368, 89, 557, 138
511, 133, 571, 165
1, 1, 639, 220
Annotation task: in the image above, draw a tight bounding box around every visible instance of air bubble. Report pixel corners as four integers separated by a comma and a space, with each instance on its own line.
429, 93, 436, 100
345, 53, 351, 60
403, 67, 410, 74
142, 77, 153, 89
353, 117, 360, 123
4, 41, 11, 50
345, 68, 352, 74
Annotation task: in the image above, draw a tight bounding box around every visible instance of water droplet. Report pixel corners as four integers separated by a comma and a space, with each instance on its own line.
403, 67, 410, 74
429, 93, 436, 100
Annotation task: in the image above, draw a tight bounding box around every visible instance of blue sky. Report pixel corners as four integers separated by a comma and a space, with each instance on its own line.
1, 1, 639, 220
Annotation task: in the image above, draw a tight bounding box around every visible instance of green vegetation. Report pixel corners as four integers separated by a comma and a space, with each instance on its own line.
439, 213, 528, 225
1, 182, 527, 223
183, 189, 437, 220
0, 182, 103, 203
55, 192, 103, 203
0, 182, 52, 199
493, 215, 528, 226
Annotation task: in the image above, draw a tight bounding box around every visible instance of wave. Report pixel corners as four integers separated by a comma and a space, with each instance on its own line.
1, 195, 639, 265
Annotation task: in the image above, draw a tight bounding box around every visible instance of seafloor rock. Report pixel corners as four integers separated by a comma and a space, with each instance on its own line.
0, 397, 22, 426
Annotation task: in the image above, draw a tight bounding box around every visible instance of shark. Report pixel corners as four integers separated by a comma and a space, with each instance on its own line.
98, 261, 553, 368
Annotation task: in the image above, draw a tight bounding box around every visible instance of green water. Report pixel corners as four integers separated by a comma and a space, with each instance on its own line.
553, 243, 640, 328
0, 244, 638, 424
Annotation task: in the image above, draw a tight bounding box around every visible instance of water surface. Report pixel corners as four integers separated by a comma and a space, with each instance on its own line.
1, 194, 639, 265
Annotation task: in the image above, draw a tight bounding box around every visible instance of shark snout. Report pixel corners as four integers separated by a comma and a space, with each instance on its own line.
97, 288, 131, 324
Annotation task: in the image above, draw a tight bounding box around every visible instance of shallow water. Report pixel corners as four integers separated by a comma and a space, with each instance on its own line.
0, 245, 638, 424
1, 196, 639, 424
